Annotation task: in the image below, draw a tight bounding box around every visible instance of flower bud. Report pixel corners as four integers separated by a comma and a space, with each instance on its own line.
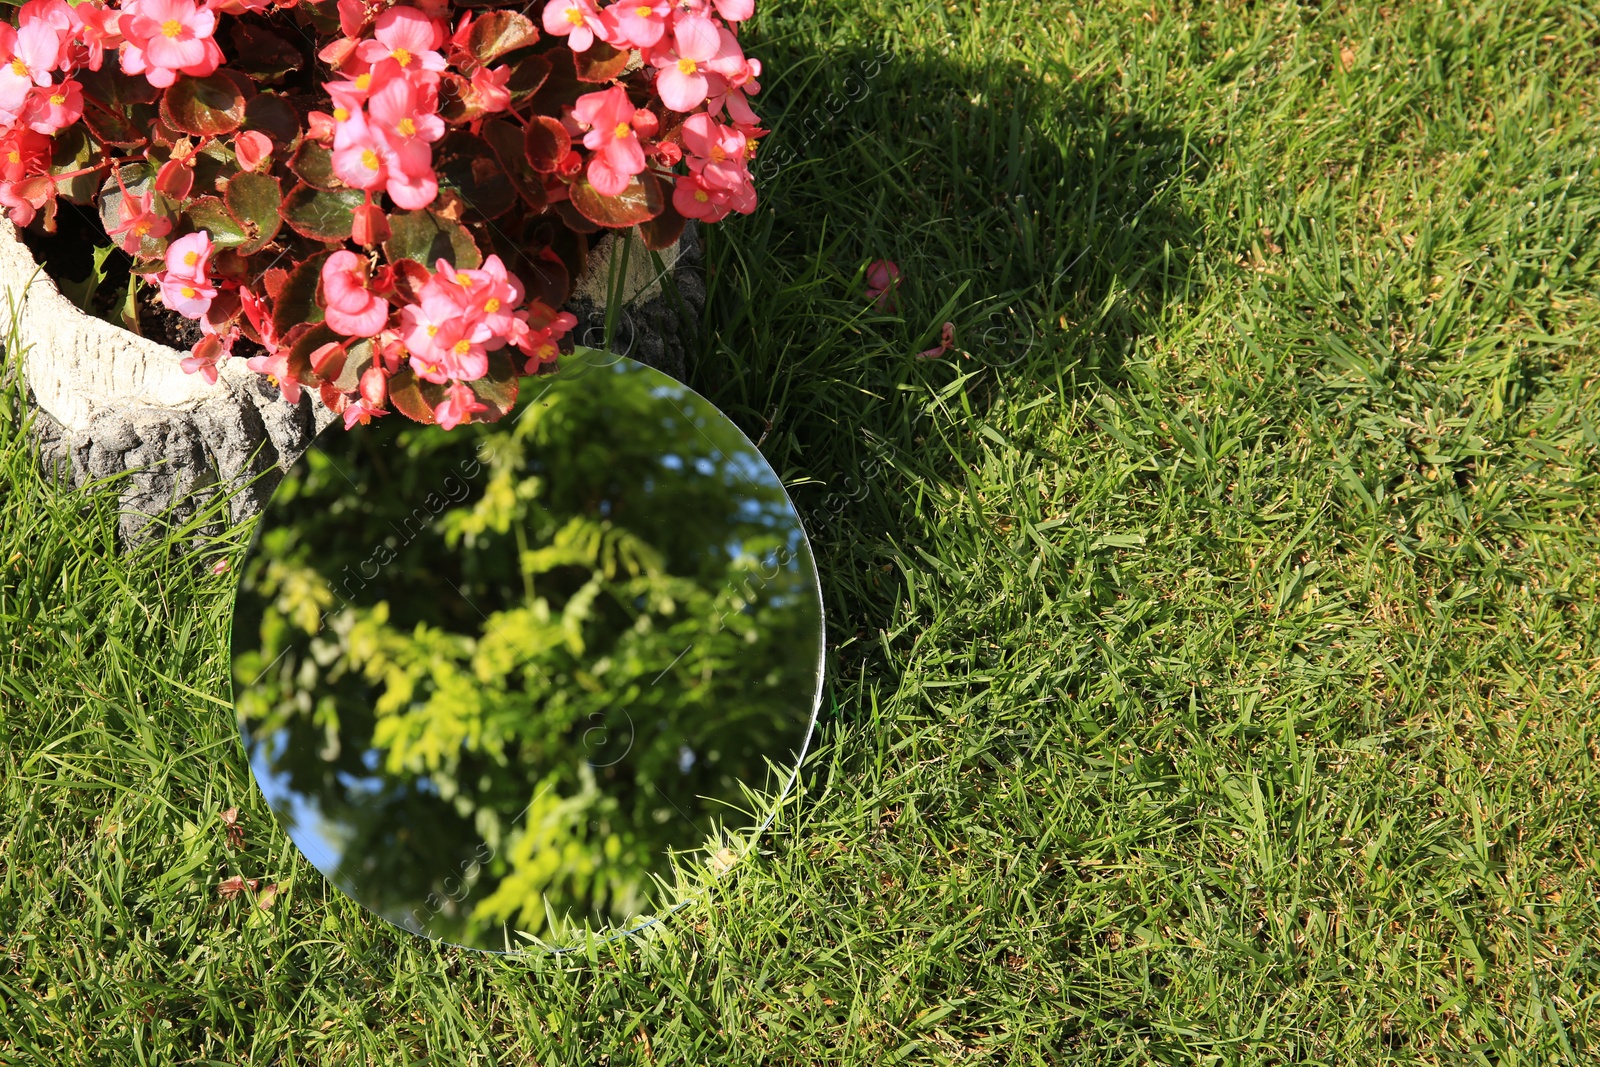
155, 157, 194, 200
352, 202, 391, 248
359, 365, 388, 407
235, 131, 273, 172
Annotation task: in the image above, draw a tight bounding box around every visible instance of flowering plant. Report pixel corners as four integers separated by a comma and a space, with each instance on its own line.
0, 0, 764, 428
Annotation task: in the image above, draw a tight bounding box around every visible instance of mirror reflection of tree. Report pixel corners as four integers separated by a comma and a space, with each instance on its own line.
232, 359, 821, 947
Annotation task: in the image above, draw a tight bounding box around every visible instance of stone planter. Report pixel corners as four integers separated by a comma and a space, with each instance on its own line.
2, 220, 703, 545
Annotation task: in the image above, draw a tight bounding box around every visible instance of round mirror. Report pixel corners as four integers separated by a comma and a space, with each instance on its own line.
229, 349, 824, 953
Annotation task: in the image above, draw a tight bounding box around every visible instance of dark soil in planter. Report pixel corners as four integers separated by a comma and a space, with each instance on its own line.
18, 202, 265, 358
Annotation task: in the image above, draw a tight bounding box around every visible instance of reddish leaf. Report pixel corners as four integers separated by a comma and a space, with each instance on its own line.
523, 115, 570, 174
243, 93, 303, 156
479, 118, 547, 213
228, 23, 304, 83
523, 246, 572, 309
568, 171, 665, 228
502, 50, 552, 104
161, 73, 250, 136
435, 132, 516, 222
81, 102, 151, 148
387, 365, 442, 424
553, 199, 600, 234
573, 40, 630, 83
437, 72, 488, 124
638, 197, 686, 251
462, 11, 539, 65
78, 66, 161, 108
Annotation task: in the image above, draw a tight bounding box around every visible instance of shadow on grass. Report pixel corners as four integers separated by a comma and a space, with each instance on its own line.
689, 39, 1211, 684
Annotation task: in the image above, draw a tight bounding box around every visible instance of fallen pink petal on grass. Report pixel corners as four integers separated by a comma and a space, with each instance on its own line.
217, 875, 258, 899
918, 321, 956, 359
865, 258, 900, 312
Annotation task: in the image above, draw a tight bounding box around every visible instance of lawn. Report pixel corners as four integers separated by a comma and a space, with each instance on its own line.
5, 0, 1600, 1062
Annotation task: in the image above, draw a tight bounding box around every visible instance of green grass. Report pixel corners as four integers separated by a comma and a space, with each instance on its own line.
6, 0, 1600, 1062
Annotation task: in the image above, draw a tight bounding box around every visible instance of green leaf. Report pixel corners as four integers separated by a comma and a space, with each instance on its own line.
290, 141, 340, 191
281, 183, 363, 241
48, 125, 100, 206
568, 171, 665, 228
55, 244, 117, 313
224, 171, 282, 255
573, 40, 630, 83
462, 11, 539, 65
467, 350, 520, 421
335, 338, 375, 392
186, 196, 250, 249
384, 210, 481, 270
272, 250, 331, 338
435, 131, 516, 222
388, 365, 442, 424
160, 72, 250, 136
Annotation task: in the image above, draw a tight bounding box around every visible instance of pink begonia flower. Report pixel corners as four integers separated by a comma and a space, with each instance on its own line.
604, 0, 670, 49
0, 175, 52, 226
355, 6, 446, 79
330, 111, 389, 192
180, 331, 231, 384
165, 231, 214, 281
367, 75, 444, 150
864, 259, 900, 312
397, 283, 465, 363
239, 285, 280, 352
159, 270, 217, 318
543, 0, 606, 53
917, 321, 956, 360
343, 397, 387, 429
681, 113, 746, 183
106, 184, 171, 253
68, 3, 122, 74
469, 64, 511, 113
246, 349, 302, 403
648, 15, 720, 112
710, 0, 752, 21
671, 172, 736, 222
382, 138, 438, 210
704, 27, 761, 123
0, 127, 50, 182
120, 0, 222, 89
19, 80, 80, 134
572, 86, 646, 195
434, 381, 487, 430
321, 250, 390, 337
518, 311, 576, 372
